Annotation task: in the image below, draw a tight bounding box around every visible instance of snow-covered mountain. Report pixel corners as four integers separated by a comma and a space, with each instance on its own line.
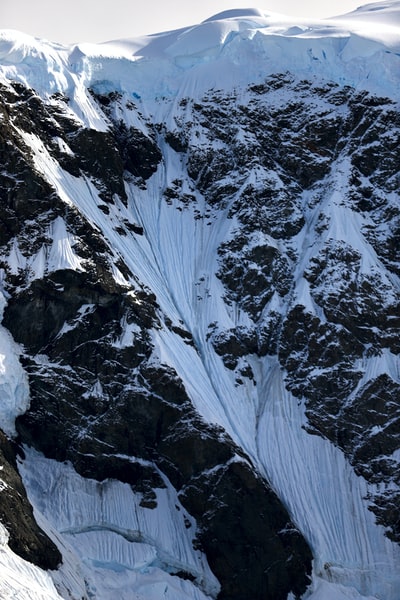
0, 2, 399, 599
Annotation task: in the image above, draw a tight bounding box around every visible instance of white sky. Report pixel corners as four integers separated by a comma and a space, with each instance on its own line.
0, 0, 385, 44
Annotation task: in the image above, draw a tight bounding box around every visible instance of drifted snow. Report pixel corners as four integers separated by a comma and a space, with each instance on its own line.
19, 449, 220, 600
0, 2, 399, 104
2, 216, 84, 283
0, 523, 63, 600
46, 217, 85, 273
0, 293, 30, 436
255, 360, 400, 600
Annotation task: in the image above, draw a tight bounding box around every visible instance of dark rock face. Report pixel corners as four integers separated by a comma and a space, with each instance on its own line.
334, 374, 400, 539
0, 66, 399, 598
67, 128, 127, 202
90, 90, 163, 183
182, 459, 311, 600
167, 77, 400, 542
0, 78, 312, 599
0, 83, 57, 246
10, 273, 311, 598
0, 431, 61, 570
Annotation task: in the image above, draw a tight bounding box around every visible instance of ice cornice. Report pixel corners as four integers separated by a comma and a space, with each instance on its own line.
0, 2, 399, 102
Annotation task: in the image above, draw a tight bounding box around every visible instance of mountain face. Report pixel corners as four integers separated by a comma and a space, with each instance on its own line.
0, 3, 399, 599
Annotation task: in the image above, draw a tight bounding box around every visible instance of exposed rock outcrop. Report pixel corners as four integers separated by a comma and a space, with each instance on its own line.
0, 35, 399, 599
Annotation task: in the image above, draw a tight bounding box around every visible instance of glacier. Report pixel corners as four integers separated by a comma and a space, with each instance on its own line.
0, 2, 399, 599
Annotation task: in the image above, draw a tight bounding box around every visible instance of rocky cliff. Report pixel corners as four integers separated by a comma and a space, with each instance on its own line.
0, 4, 399, 600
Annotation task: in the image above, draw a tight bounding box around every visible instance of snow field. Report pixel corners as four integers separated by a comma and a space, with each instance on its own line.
20, 449, 219, 600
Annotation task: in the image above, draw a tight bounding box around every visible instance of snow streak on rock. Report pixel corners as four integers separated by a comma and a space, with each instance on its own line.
0, 3, 399, 600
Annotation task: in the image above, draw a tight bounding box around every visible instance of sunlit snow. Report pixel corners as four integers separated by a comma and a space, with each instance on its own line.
0, 293, 30, 436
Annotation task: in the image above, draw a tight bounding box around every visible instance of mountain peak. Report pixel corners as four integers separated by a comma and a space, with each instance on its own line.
202, 8, 270, 22
0, 4, 399, 599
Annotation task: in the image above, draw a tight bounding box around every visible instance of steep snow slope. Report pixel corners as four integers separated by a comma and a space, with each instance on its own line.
0, 3, 399, 600
19, 450, 220, 600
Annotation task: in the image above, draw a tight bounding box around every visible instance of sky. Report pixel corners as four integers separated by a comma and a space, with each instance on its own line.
0, 0, 386, 44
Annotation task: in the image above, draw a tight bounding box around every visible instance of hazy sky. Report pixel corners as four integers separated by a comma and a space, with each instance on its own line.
0, 0, 383, 44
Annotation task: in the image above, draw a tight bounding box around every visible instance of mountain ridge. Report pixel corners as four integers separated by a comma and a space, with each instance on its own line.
0, 3, 399, 599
